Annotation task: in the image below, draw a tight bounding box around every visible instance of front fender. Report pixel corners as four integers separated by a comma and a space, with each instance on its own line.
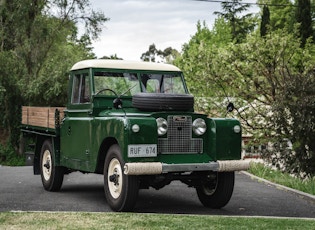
125, 117, 158, 161
211, 118, 242, 160
95, 116, 157, 162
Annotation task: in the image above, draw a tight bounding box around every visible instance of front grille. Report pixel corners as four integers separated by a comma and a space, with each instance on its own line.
158, 116, 203, 154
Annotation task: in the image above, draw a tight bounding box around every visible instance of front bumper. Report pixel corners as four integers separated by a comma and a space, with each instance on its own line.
124, 160, 250, 175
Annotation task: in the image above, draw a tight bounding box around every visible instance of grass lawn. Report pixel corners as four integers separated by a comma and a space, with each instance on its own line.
0, 212, 315, 230
249, 163, 315, 195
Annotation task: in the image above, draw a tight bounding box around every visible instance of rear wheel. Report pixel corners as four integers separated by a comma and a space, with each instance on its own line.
196, 172, 235, 209
40, 140, 64, 191
104, 144, 139, 211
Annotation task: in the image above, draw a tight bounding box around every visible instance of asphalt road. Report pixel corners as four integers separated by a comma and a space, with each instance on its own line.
0, 166, 314, 217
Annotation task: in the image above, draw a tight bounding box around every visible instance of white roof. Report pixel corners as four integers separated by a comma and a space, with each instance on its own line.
71, 59, 181, 72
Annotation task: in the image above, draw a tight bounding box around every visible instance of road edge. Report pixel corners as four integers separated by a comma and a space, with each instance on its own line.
241, 171, 315, 204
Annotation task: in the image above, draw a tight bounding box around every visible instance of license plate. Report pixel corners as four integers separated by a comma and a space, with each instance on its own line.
128, 144, 157, 158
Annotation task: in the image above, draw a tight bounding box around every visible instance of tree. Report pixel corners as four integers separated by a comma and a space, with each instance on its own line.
140, 44, 159, 62
158, 47, 180, 63
0, 52, 23, 146
312, 0, 315, 36
260, 5, 270, 37
176, 20, 232, 94
176, 22, 315, 176
272, 66, 315, 176
225, 32, 315, 177
141, 44, 179, 63
214, 0, 256, 43
175, 20, 235, 116
0, 0, 109, 147
295, 0, 313, 47
100, 54, 123, 60
258, 0, 295, 32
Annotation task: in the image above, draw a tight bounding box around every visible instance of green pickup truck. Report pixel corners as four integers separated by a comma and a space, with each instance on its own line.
21, 59, 249, 211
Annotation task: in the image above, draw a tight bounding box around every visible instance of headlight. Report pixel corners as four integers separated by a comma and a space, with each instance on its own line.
193, 118, 207, 135
156, 117, 168, 136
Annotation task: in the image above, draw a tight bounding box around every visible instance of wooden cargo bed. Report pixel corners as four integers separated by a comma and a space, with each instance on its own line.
22, 106, 66, 129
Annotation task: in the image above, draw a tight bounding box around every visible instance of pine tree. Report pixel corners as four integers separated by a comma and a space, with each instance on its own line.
296, 0, 313, 47
260, 5, 270, 37
214, 0, 254, 43
258, 0, 294, 32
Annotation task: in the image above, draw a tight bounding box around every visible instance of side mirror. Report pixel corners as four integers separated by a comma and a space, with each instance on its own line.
113, 98, 123, 109
226, 102, 235, 113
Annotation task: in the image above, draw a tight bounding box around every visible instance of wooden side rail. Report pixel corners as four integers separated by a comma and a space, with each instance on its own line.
22, 106, 66, 129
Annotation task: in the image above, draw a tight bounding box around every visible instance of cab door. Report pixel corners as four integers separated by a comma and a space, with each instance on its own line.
61, 72, 94, 172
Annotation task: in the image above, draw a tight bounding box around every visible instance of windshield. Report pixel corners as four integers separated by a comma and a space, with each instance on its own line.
94, 72, 141, 96
93, 71, 187, 96
140, 73, 186, 94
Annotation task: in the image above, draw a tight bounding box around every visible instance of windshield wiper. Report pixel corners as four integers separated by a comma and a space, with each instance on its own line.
119, 84, 138, 97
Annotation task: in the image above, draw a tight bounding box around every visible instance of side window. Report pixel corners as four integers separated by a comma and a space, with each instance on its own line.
71, 73, 90, 104
71, 74, 81, 104
82, 75, 90, 103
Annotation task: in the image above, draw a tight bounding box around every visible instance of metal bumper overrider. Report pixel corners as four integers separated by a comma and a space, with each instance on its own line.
124, 160, 250, 175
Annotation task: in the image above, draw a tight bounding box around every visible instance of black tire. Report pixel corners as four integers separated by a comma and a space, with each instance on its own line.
132, 93, 194, 111
104, 144, 139, 211
40, 140, 64, 191
196, 172, 235, 209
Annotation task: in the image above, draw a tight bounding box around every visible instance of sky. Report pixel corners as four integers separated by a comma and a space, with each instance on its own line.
89, 0, 260, 61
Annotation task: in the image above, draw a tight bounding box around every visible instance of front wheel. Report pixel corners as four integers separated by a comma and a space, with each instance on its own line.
104, 144, 139, 211
196, 172, 235, 209
40, 140, 64, 191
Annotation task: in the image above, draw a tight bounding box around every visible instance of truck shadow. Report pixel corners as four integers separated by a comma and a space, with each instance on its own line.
59, 179, 233, 215
134, 187, 233, 215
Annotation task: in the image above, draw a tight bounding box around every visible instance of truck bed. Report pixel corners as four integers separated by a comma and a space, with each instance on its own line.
22, 106, 65, 129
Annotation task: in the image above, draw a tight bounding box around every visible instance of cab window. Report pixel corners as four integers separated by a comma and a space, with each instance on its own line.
71, 73, 90, 104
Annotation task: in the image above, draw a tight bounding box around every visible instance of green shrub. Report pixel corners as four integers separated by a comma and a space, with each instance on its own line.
0, 144, 24, 166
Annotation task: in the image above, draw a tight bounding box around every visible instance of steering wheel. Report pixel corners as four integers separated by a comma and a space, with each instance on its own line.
95, 88, 118, 96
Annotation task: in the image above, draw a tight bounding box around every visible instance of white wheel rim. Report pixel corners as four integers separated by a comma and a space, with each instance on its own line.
108, 158, 123, 199
42, 150, 52, 181
203, 174, 218, 196
203, 185, 216, 195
